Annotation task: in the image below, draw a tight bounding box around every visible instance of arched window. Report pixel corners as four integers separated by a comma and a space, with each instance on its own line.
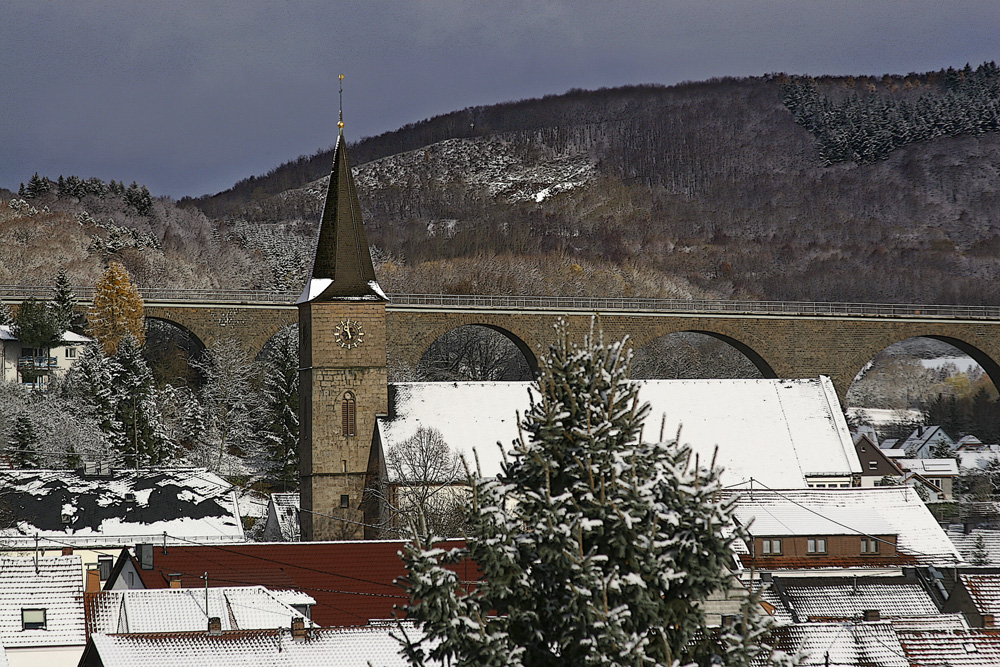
342, 392, 356, 437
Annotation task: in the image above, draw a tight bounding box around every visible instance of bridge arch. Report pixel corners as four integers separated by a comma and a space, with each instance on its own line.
412, 323, 538, 381
847, 334, 1000, 409
627, 325, 777, 380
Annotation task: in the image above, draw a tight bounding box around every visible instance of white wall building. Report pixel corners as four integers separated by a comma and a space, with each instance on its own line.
0, 325, 90, 389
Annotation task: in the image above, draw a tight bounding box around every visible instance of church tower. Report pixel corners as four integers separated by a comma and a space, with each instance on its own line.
297, 123, 388, 541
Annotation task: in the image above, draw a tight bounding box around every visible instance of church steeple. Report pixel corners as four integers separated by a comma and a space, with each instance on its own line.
298, 97, 385, 303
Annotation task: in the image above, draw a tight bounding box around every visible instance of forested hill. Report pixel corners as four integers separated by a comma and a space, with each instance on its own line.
7, 65, 1000, 304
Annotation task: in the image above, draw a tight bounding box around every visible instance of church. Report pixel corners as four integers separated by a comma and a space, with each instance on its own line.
296, 128, 863, 542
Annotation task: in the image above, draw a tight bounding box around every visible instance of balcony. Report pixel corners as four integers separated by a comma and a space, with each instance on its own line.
17, 356, 58, 371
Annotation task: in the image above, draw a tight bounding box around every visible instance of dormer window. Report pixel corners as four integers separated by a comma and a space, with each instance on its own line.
861, 538, 879, 554
760, 539, 782, 555
807, 538, 827, 554
22, 608, 46, 630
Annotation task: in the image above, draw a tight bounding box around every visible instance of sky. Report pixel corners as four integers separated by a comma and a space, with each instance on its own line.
2, 1, 998, 199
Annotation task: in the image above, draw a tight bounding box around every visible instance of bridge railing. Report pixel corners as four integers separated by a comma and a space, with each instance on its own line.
3, 285, 1000, 319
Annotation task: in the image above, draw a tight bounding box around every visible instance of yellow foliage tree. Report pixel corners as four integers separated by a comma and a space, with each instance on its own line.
87, 261, 145, 355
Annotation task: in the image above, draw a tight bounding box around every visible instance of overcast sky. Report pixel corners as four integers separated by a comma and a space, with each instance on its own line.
2, 1, 998, 198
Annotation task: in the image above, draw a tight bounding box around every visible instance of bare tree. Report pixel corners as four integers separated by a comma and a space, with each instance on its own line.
631, 332, 761, 380
377, 426, 466, 537
416, 326, 531, 382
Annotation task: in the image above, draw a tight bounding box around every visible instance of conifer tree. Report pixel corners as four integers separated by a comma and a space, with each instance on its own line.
114, 335, 169, 467
400, 324, 780, 667
51, 268, 79, 334
87, 261, 145, 356
971, 533, 990, 566
262, 326, 300, 490
0, 301, 12, 326
9, 413, 40, 469
11, 297, 62, 354
65, 342, 126, 454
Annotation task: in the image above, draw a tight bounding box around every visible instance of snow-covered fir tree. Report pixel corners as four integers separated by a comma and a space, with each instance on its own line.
51, 267, 79, 334
261, 326, 300, 490
114, 335, 170, 467
8, 412, 40, 469
399, 323, 784, 667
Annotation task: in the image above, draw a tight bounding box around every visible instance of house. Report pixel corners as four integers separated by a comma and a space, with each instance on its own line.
727, 486, 962, 570
103, 540, 472, 628
854, 432, 904, 487
373, 376, 863, 497
891, 425, 956, 458
84, 586, 315, 638
895, 457, 960, 500
957, 441, 1000, 470
0, 324, 90, 389
940, 571, 1000, 627
261, 492, 300, 542
0, 555, 86, 667
78, 622, 440, 667
0, 467, 245, 551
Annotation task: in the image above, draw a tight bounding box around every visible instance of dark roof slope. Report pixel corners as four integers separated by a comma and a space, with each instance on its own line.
111, 541, 470, 628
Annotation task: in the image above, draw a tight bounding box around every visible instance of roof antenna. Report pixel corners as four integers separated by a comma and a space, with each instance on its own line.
338, 74, 345, 134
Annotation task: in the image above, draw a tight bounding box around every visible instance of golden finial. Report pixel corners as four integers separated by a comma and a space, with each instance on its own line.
338, 74, 345, 132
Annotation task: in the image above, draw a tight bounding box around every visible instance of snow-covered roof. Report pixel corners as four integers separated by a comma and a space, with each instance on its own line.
770, 576, 939, 621
0, 324, 91, 344
267, 493, 300, 542
378, 377, 860, 488
726, 487, 962, 565
0, 467, 244, 547
946, 527, 1000, 565
85, 586, 315, 636
85, 623, 438, 667
769, 622, 909, 667
898, 628, 1000, 667
0, 555, 85, 648
958, 574, 1000, 617
897, 458, 960, 476
958, 447, 1000, 470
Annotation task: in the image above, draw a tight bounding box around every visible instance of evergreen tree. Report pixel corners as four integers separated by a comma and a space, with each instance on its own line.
0, 301, 12, 326
65, 342, 126, 455
9, 413, 40, 469
970, 533, 990, 566
51, 268, 79, 334
262, 326, 300, 490
114, 335, 169, 467
87, 261, 145, 355
24, 172, 51, 199
400, 324, 779, 667
11, 297, 62, 356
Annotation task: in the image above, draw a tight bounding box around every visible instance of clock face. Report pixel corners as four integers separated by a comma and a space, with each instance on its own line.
335, 319, 365, 349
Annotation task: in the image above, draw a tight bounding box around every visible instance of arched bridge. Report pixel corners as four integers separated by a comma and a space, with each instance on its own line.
5, 286, 1000, 401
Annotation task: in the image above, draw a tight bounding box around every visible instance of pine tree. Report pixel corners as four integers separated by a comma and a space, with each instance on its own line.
0, 301, 12, 326
262, 326, 300, 490
65, 342, 126, 456
9, 413, 40, 469
51, 268, 79, 334
400, 324, 779, 667
11, 297, 62, 352
87, 261, 145, 356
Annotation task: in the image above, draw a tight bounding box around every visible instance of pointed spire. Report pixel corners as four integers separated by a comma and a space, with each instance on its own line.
301, 133, 384, 302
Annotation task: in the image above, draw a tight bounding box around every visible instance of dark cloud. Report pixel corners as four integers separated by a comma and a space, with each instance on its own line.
2, 1, 998, 197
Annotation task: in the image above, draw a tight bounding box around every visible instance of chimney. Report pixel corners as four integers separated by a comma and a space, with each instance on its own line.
207, 617, 222, 635
863, 610, 881, 622
61, 547, 73, 556
983, 614, 995, 628
291, 617, 307, 640
86, 568, 101, 592
168, 573, 182, 589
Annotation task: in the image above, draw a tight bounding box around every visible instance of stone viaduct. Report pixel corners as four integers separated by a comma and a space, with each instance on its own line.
6, 288, 1000, 402
3, 289, 990, 403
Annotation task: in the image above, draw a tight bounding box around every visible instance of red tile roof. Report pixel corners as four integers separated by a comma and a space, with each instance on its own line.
739, 554, 918, 570
115, 541, 470, 628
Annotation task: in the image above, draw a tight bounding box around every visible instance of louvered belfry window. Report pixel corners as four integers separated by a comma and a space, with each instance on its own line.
342, 392, 356, 436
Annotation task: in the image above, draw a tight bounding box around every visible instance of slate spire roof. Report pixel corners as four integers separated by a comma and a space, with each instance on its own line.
298, 131, 385, 303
